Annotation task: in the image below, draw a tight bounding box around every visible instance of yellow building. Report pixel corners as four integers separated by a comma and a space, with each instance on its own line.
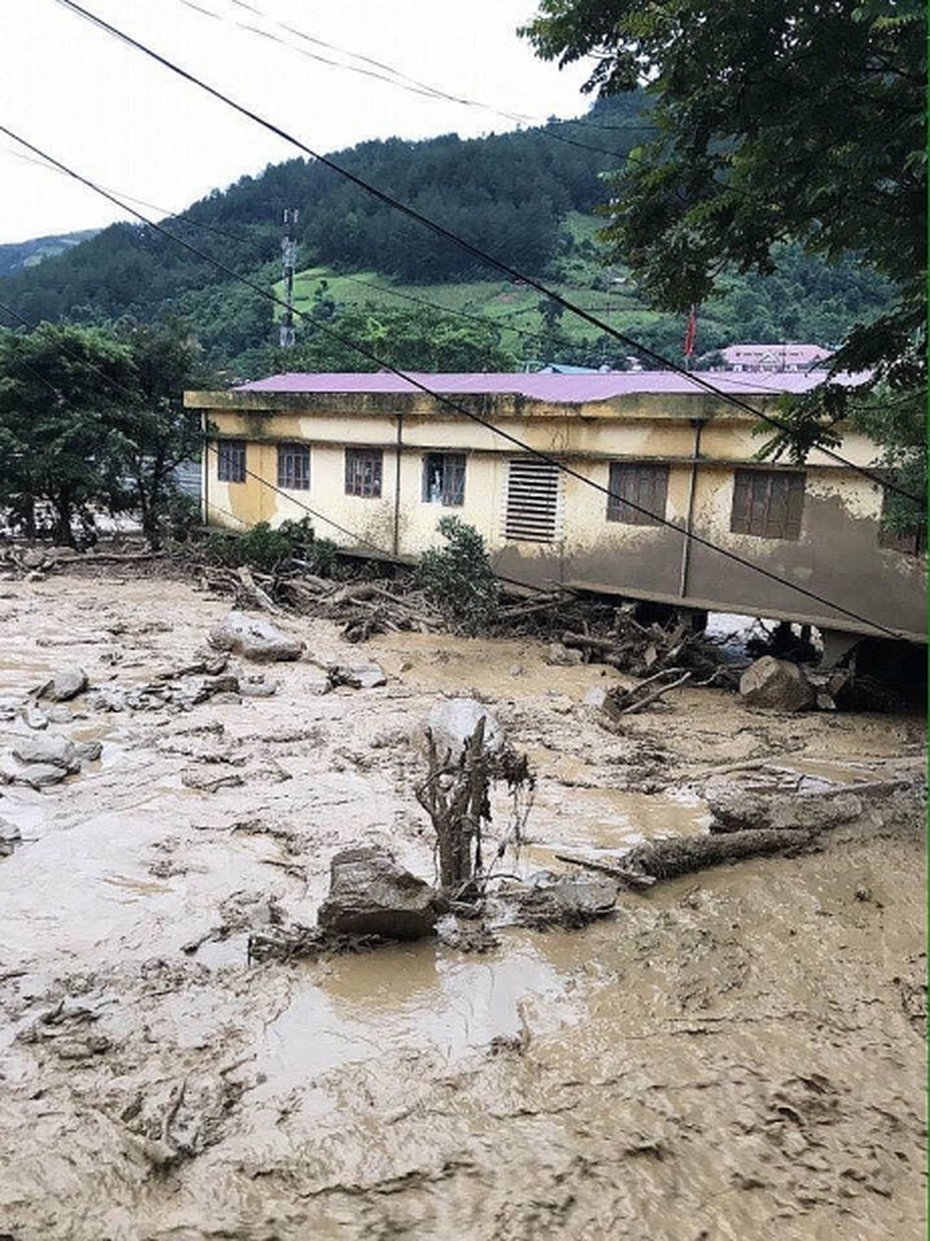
184, 371, 926, 644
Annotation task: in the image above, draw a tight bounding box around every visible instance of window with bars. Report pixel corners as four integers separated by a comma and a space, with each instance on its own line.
878, 485, 927, 555
504, 458, 561, 542
216, 439, 246, 484
277, 443, 310, 490
345, 447, 383, 498
422, 452, 466, 506
730, 469, 805, 540
606, 462, 669, 526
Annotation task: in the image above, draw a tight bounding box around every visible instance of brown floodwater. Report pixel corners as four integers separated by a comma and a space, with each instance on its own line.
0, 574, 925, 1240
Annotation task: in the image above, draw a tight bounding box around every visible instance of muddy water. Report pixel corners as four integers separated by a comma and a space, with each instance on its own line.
0, 574, 925, 1240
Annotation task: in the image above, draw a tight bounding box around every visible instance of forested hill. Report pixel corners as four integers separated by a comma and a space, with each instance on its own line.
0, 91, 895, 375
0, 230, 100, 279
0, 96, 640, 320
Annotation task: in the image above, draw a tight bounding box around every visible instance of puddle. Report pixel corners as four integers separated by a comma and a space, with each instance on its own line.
771, 757, 890, 787
525, 783, 710, 868
255, 932, 582, 1101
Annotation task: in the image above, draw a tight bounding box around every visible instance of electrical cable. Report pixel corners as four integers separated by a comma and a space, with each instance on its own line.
180, 0, 660, 142
48, 0, 923, 508
0, 127, 910, 642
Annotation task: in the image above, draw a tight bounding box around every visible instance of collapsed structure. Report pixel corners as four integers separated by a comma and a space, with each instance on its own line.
184, 372, 926, 649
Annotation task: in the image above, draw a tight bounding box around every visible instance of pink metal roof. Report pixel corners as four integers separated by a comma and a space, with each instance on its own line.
235, 370, 854, 401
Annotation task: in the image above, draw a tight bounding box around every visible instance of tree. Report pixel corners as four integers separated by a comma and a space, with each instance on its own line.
276, 304, 518, 374
0, 324, 135, 543
111, 320, 212, 547
0, 320, 211, 547
522, 0, 927, 531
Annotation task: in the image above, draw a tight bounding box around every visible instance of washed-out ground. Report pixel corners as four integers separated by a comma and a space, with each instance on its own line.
0, 570, 925, 1241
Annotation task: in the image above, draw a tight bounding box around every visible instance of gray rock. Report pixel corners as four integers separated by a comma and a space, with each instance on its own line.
208, 611, 304, 663
706, 782, 863, 833
413, 698, 503, 764
45, 706, 76, 724
37, 667, 88, 703
326, 663, 387, 691
189, 674, 241, 704
0, 819, 22, 857
11, 733, 80, 771
85, 687, 128, 713
582, 685, 609, 709
73, 740, 103, 763
15, 762, 69, 788
317, 846, 441, 940
504, 872, 617, 928
21, 703, 48, 730
739, 656, 814, 712
239, 678, 277, 698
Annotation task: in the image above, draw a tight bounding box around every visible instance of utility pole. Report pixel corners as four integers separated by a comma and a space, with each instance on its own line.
279, 208, 299, 348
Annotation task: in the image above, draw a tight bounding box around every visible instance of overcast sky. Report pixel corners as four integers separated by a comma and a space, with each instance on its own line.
0, 0, 593, 244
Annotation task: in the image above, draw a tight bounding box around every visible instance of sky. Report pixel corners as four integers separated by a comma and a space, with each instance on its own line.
0, 0, 594, 245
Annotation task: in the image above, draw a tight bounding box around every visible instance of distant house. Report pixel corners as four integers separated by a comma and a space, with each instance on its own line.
720, 344, 832, 372
184, 371, 926, 644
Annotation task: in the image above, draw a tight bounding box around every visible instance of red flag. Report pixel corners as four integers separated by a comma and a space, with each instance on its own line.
683, 304, 697, 359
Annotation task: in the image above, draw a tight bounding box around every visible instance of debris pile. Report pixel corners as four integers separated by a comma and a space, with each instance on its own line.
559, 608, 731, 682
202, 566, 447, 642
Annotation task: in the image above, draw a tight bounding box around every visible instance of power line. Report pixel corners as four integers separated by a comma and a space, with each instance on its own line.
49, 0, 922, 508
178, 0, 659, 144
0, 127, 908, 642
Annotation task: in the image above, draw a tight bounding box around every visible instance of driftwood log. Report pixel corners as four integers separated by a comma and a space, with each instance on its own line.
557, 826, 815, 889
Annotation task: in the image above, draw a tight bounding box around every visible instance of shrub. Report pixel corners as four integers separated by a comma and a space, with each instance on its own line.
202, 517, 336, 573
414, 516, 499, 636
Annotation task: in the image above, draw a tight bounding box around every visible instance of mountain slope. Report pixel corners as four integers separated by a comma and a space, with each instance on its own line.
0, 230, 100, 279
0, 92, 896, 375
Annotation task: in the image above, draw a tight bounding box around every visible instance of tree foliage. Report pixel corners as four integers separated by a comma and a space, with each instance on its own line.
275, 302, 518, 374
414, 517, 500, 636
523, 0, 927, 519
0, 320, 209, 546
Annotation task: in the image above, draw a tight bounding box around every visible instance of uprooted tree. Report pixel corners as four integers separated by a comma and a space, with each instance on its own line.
415, 718, 535, 891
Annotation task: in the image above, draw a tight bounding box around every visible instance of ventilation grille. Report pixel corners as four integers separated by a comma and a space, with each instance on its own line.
504, 458, 562, 543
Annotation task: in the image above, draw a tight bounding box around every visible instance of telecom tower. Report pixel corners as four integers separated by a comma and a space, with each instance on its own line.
279, 208, 299, 348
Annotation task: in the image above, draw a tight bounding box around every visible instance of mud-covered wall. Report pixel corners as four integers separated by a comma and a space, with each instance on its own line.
197, 396, 926, 639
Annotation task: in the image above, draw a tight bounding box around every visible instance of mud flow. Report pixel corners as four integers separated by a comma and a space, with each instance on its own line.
0, 574, 925, 1240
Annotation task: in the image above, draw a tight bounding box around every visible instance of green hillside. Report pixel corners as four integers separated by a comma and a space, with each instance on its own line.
0, 91, 896, 377
0, 230, 100, 279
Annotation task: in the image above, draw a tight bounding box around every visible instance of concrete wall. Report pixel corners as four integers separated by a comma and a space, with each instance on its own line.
195, 394, 926, 640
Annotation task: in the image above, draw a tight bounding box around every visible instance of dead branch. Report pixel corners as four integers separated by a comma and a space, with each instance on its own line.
617, 669, 692, 714
236, 566, 284, 615
553, 852, 657, 888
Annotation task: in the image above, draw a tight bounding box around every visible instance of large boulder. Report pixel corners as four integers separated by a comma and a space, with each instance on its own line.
705, 781, 863, 833
413, 698, 503, 765
11, 733, 80, 771
14, 763, 70, 789
503, 872, 618, 929
317, 846, 442, 940
208, 611, 304, 663
739, 656, 814, 712
37, 667, 88, 703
